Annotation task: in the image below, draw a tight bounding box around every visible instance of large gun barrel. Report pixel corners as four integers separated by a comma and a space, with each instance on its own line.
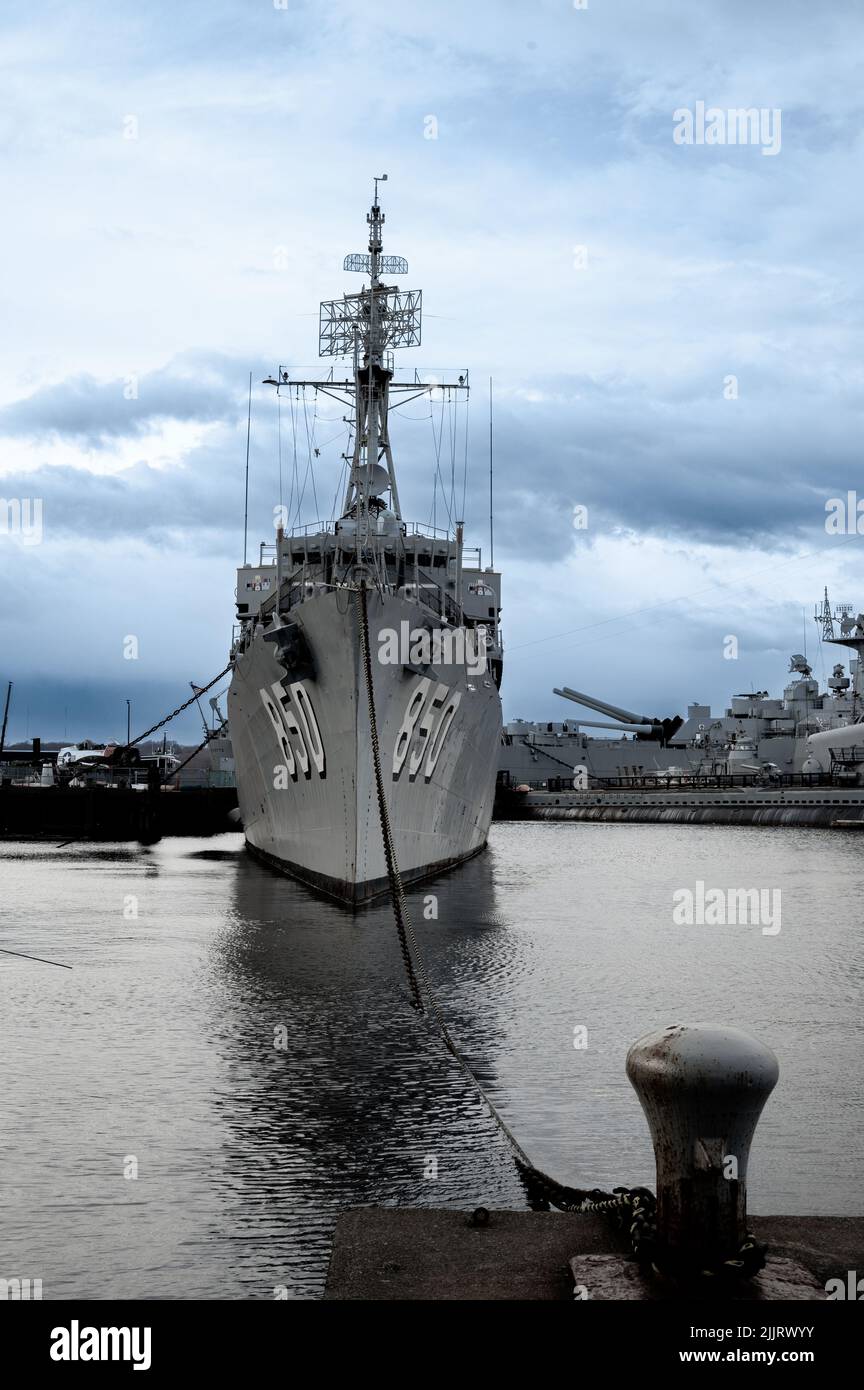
562, 717, 659, 735
554, 687, 654, 725
554, 687, 684, 746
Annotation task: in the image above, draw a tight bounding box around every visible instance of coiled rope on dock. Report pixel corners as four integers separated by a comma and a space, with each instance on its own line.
355, 580, 767, 1281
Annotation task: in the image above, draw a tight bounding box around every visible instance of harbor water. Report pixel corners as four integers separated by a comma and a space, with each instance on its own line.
1, 822, 861, 1299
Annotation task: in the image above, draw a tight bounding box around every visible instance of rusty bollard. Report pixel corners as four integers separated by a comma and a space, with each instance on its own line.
626, 1024, 779, 1273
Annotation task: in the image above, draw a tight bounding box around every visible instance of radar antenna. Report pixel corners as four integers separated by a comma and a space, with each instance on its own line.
262, 180, 468, 561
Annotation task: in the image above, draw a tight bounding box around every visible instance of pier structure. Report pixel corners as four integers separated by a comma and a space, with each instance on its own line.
325, 1026, 861, 1300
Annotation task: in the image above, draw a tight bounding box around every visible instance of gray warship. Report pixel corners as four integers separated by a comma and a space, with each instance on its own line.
227, 182, 502, 904
500, 591, 864, 786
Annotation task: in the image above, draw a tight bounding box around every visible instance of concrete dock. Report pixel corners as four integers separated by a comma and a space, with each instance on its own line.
324, 1208, 864, 1300
327, 1028, 863, 1301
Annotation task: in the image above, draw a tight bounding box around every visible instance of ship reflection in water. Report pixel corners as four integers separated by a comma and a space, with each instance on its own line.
201, 845, 525, 1298
0, 823, 861, 1298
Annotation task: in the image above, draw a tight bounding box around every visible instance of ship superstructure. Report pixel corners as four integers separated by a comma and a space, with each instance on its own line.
228, 183, 503, 903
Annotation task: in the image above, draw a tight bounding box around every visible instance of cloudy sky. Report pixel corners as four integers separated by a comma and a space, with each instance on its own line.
1, 0, 863, 743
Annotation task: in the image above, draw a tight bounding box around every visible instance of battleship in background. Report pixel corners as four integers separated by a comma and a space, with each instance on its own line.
499, 592, 864, 788
228, 182, 502, 904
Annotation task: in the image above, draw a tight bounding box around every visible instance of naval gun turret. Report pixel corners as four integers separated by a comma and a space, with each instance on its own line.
553, 687, 684, 746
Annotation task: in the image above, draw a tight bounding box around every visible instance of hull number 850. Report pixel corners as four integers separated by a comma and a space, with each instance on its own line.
393, 678, 461, 781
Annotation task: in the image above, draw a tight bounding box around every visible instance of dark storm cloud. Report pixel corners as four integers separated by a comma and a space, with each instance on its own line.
0, 354, 283, 547
2, 0, 863, 728
0, 357, 857, 561
0, 434, 283, 550
425, 374, 856, 563
0, 352, 247, 447
0, 456, 235, 545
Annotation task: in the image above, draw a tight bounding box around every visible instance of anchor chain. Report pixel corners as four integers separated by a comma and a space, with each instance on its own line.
120, 663, 233, 752
515, 1169, 767, 1278
355, 582, 533, 1167
355, 583, 424, 1013
157, 725, 225, 787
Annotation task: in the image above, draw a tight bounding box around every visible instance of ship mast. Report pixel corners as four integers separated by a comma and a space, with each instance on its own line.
264, 178, 468, 568
347, 175, 403, 547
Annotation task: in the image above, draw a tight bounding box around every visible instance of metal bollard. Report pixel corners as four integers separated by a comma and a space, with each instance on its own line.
626, 1024, 779, 1272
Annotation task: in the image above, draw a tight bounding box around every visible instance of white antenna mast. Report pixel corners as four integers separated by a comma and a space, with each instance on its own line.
263, 181, 469, 564
322, 176, 421, 541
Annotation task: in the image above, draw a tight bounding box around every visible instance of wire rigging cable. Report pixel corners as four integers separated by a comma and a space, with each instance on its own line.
277, 396, 284, 510
287, 388, 299, 526
461, 392, 470, 522
304, 393, 321, 522
452, 394, 462, 527
428, 393, 455, 532
329, 454, 348, 524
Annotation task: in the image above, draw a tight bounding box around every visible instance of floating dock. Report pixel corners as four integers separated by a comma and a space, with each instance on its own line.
496, 781, 864, 828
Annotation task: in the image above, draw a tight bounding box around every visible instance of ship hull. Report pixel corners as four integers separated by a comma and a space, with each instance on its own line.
227, 590, 501, 906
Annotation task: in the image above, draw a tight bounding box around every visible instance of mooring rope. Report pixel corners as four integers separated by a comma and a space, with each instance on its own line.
355, 582, 535, 1170
354, 580, 767, 1280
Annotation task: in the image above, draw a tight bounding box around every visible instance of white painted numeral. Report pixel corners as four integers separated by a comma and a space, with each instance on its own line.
291, 682, 325, 776
393, 678, 431, 777
259, 688, 297, 778
271, 681, 309, 777
259, 681, 326, 780
409, 683, 448, 781
425, 693, 461, 778
394, 679, 461, 781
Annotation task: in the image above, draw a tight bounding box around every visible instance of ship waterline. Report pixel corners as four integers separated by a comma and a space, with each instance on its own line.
228, 588, 502, 904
